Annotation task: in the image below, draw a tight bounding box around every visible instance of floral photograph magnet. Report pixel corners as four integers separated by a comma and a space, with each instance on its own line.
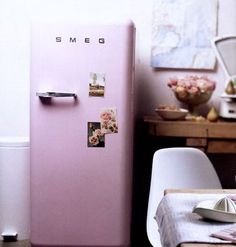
100, 108, 118, 134
89, 72, 105, 97
88, 122, 105, 147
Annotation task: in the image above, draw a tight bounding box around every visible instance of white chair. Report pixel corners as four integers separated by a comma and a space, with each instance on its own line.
146, 147, 222, 247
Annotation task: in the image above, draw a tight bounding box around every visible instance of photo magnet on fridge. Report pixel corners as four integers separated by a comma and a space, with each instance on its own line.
100, 108, 118, 134
87, 122, 105, 147
89, 72, 105, 97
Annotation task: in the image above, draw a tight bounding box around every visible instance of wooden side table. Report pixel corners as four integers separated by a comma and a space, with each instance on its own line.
144, 116, 236, 153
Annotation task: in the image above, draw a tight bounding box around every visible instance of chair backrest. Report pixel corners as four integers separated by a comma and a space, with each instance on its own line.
146, 147, 222, 247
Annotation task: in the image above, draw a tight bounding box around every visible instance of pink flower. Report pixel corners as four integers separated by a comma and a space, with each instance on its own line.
100, 108, 118, 134
167, 75, 216, 97
107, 122, 118, 133
176, 86, 188, 98
94, 129, 103, 137
89, 135, 99, 146
167, 77, 178, 86
100, 111, 112, 122
188, 86, 199, 95
101, 121, 109, 130
206, 81, 216, 91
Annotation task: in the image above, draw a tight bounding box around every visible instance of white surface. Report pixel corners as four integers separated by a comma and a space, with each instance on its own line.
146, 148, 222, 247
212, 36, 236, 80
0, 144, 30, 240
219, 100, 236, 118
221, 93, 236, 98
1, 232, 18, 236
0, 136, 29, 147
156, 193, 236, 247
193, 200, 236, 223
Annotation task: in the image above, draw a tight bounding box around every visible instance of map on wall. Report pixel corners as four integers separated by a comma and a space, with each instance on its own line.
151, 0, 218, 69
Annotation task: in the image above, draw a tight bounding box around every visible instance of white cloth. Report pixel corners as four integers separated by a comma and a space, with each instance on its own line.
155, 193, 236, 247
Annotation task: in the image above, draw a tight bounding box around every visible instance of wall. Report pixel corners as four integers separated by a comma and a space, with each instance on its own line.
135, 0, 236, 117
0, 0, 235, 137
0, 0, 30, 137
0, 1, 236, 246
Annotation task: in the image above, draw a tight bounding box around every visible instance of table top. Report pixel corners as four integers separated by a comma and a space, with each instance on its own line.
165, 189, 236, 194
165, 189, 236, 247
144, 116, 236, 138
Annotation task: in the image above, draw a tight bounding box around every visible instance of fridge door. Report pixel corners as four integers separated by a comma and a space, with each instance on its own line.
30, 20, 134, 247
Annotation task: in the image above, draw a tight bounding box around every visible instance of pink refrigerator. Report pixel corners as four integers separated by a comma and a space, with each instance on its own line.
30, 20, 135, 247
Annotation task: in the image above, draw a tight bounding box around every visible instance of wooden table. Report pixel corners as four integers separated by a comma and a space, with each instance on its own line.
165, 189, 236, 247
165, 189, 236, 195
144, 116, 236, 153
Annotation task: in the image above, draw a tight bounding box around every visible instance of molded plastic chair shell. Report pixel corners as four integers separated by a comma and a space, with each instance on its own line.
146, 148, 222, 247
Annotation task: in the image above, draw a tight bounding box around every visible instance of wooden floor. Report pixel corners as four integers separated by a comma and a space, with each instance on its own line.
0, 240, 30, 247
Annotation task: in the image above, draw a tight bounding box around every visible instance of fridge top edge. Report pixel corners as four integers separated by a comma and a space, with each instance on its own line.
30, 17, 135, 28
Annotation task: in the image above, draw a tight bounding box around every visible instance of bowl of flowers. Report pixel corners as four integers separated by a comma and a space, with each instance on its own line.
167, 75, 216, 113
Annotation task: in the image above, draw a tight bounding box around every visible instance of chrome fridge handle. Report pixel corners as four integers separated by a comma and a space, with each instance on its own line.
36, 92, 77, 98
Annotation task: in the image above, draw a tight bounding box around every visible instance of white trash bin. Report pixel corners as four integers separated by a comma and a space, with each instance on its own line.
0, 137, 30, 241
